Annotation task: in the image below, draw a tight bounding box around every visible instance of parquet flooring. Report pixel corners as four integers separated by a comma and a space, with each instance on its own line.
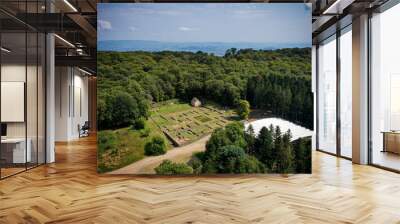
1, 135, 400, 223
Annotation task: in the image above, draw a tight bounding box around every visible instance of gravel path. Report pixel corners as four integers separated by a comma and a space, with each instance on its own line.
108, 134, 210, 174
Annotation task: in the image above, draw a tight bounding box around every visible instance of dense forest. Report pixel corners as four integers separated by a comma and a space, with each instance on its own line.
155, 122, 312, 174
98, 48, 313, 130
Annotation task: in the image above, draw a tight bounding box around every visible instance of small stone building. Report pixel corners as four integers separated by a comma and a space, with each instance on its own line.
191, 97, 201, 107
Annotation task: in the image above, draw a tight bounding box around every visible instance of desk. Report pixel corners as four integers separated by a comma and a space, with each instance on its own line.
382, 131, 400, 154
1, 138, 31, 164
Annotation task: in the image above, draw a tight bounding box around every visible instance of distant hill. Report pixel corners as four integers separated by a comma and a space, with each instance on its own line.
98, 40, 310, 56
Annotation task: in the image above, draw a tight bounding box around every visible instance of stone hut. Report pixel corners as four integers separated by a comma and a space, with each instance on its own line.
191, 97, 201, 107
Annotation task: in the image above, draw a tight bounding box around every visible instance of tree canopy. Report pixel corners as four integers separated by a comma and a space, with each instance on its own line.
98, 48, 312, 130
194, 121, 311, 174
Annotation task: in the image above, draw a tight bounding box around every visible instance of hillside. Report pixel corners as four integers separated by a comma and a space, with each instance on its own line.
98, 40, 310, 56
97, 48, 313, 130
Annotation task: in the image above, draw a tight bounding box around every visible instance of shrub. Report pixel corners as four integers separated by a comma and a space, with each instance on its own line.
201, 158, 218, 174
132, 117, 146, 130
155, 160, 193, 175
187, 155, 203, 174
144, 136, 167, 156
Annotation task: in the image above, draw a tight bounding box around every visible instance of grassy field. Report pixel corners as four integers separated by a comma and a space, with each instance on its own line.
150, 99, 236, 146
97, 119, 170, 173
151, 100, 192, 115
98, 99, 235, 173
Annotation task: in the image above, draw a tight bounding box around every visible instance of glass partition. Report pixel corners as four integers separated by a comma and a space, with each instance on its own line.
0, 2, 46, 179
370, 3, 400, 171
1, 31, 28, 177
339, 26, 352, 158
317, 35, 337, 154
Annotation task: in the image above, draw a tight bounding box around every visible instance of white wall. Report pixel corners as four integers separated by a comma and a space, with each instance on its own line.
1, 64, 26, 140
1, 65, 41, 136
55, 67, 89, 141
1, 63, 46, 164
55, 66, 70, 141
72, 72, 89, 138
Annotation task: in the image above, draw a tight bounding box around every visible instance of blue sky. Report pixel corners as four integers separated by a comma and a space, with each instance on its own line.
98, 3, 311, 44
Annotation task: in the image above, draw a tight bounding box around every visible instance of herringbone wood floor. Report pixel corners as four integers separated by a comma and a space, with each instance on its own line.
1, 135, 400, 224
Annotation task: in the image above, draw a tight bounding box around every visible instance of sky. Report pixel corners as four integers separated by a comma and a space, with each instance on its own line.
98, 3, 311, 44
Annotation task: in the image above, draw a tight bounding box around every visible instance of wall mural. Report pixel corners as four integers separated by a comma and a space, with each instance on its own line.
97, 3, 313, 175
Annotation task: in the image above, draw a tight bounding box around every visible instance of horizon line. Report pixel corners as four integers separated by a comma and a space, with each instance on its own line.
98, 39, 311, 45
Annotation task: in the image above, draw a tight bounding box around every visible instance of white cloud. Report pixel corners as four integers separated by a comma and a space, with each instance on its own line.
98, 20, 112, 30
129, 26, 137, 32
178, 26, 199, 31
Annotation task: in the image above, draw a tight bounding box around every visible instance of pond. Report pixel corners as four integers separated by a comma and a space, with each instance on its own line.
245, 117, 313, 140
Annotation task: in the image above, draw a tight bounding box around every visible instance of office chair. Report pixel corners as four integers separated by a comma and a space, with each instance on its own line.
79, 121, 90, 138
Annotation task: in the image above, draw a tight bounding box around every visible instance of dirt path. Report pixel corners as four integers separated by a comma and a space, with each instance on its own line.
108, 134, 210, 174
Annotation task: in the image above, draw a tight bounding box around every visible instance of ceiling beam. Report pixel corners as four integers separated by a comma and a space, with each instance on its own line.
67, 13, 97, 47
55, 55, 96, 73
322, 0, 356, 14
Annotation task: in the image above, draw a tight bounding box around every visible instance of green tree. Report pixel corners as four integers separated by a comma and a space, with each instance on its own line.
293, 137, 311, 173
205, 128, 231, 159
275, 130, 294, 173
111, 91, 138, 128
214, 145, 265, 173
224, 48, 237, 58
97, 89, 150, 130
236, 100, 251, 120
255, 126, 275, 170
126, 79, 150, 119
225, 122, 247, 149
245, 125, 256, 154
